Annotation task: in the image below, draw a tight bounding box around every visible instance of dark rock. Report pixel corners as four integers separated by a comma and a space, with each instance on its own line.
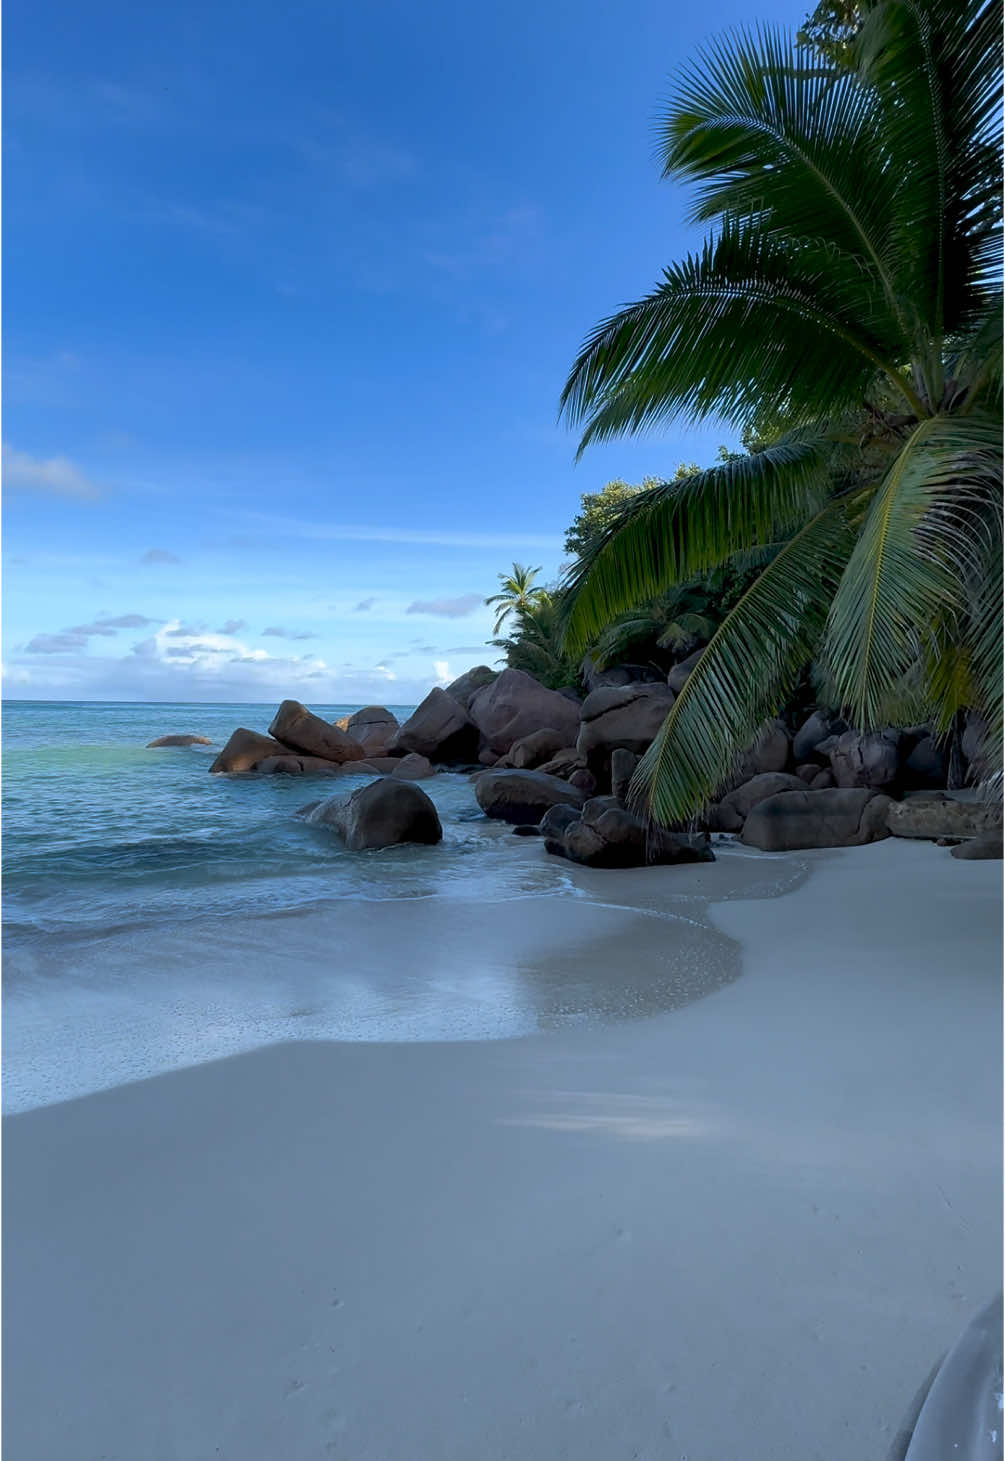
794, 763, 819, 784
667, 648, 705, 695
539, 803, 583, 841
721, 772, 808, 822
469, 669, 581, 757
741, 788, 892, 850
147, 734, 213, 748
810, 769, 835, 790
512, 823, 542, 837
309, 779, 443, 851
706, 802, 743, 833
390, 687, 479, 763
732, 719, 791, 784
569, 768, 597, 795
950, 835, 1004, 860
610, 748, 639, 802
887, 794, 1003, 841
536, 749, 586, 780
444, 665, 499, 709
961, 712, 993, 783
577, 683, 675, 778
901, 733, 947, 789
556, 686, 583, 703
792, 710, 834, 763
210, 728, 295, 774
269, 700, 367, 764
474, 768, 586, 825
582, 660, 665, 693
509, 727, 571, 770
254, 754, 344, 775
345, 706, 400, 758
829, 728, 902, 789
546, 795, 715, 869
390, 752, 435, 780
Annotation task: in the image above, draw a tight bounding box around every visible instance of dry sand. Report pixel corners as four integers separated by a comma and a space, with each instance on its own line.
3, 838, 1001, 1459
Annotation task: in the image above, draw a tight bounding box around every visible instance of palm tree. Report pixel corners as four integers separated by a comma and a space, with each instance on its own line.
486, 563, 546, 635
490, 591, 578, 689
559, 0, 1002, 825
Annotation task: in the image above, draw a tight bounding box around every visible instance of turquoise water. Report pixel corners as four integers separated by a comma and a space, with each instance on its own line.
3, 699, 521, 947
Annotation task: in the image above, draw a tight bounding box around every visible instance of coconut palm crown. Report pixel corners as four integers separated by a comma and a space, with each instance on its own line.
559, 0, 1002, 825
486, 563, 547, 634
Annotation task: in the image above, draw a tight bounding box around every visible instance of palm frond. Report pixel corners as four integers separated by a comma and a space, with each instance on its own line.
630, 500, 858, 824
560, 431, 836, 653
820, 412, 1003, 726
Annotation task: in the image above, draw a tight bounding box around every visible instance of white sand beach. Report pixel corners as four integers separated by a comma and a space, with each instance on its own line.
3, 838, 1001, 1460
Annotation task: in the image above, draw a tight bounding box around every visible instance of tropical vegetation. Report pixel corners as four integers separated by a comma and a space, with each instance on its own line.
554, 0, 1002, 825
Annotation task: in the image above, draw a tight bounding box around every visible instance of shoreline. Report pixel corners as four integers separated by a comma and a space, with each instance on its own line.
4, 838, 1001, 1458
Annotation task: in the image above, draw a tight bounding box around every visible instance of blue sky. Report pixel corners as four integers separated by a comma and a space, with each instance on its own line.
4, 0, 804, 704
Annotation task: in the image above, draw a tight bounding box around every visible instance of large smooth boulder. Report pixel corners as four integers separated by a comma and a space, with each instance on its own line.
741, 788, 892, 850
309, 779, 443, 851
721, 771, 809, 822
901, 733, 947, 789
210, 728, 293, 774
391, 752, 435, 780
577, 683, 676, 776
887, 794, 1003, 841
950, 835, 1004, 860
610, 748, 639, 802
546, 795, 714, 869
509, 727, 570, 770
829, 728, 902, 789
582, 661, 665, 694
444, 665, 499, 709
390, 687, 479, 763
667, 648, 705, 695
469, 669, 581, 758
345, 706, 400, 758
474, 768, 586, 825
539, 803, 583, 842
147, 734, 212, 748
269, 700, 366, 764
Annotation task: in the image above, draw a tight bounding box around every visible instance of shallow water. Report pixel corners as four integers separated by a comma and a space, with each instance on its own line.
3, 700, 805, 1111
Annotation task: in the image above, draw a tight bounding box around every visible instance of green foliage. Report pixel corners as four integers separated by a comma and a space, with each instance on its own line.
797, 0, 861, 67
490, 592, 579, 690
485, 563, 546, 635
559, 0, 1003, 820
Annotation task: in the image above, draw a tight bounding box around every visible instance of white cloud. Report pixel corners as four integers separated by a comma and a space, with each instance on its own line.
406, 593, 483, 619
24, 613, 160, 654
261, 625, 317, 640
3, 443, 100, 499
434, 660, 450, 683
215, 618, 247, 635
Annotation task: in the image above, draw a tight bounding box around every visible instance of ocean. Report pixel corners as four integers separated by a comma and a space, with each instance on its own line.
2, 700, 762, 1113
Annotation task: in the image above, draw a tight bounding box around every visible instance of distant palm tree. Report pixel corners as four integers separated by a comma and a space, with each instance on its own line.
486, 563, 546, 635
560, 0, 1002, 824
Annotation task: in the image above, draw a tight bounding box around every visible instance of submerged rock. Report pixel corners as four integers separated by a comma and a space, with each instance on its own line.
474, 768, 586, 825
210, 728, 293, 774
545, 795, 714, 869
309, 779, 443, 850
147, 734, 213, 748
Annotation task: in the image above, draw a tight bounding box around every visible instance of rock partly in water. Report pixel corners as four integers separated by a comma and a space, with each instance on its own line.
741, 788, 892, 851
309, 779, 443, 850
546, 795, 714, 869
577, 683, 675, 779
509, 727, 572, 770
390, 687, 479, 763
210, 728, 294, 774
147, 734, 213, 748
950, 835, 1004, 860
269, 700, 366, 764
474, 768, 586, 825
886, 794, 1003, 841
390, 752, 435, 780
828, 729, 902, 789
469, 669, 581, 758
443, 665, 499, 709
254, 754, 344, 775
345, 706, 400, 758
539, 802, 583, 842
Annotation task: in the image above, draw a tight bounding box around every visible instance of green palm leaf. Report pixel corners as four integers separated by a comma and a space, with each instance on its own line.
630, 500, 858, 823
